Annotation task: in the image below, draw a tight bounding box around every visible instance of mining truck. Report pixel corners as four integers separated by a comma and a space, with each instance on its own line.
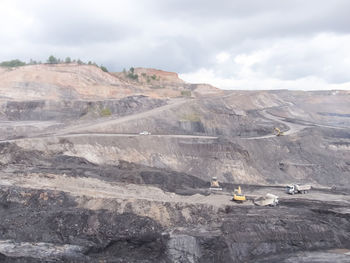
254, 193, 279, 207
209, 177, 222, 191
286, 184, 311, 194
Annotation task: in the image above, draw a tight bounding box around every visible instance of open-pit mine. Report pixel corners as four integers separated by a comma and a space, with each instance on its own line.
0, 64, 349, 262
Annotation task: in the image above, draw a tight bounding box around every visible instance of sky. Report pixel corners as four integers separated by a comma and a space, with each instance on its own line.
0, 0, 350, 90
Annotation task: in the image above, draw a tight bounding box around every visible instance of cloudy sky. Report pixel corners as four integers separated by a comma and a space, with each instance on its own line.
1, 0, 350, 90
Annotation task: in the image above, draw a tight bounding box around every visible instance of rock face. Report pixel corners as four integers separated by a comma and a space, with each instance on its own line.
0, 64, 221, 101
0, 95, 165, 121
3, 89, 347, 186
0, 150, 349, 262
0, 64, 349, 262
0, 64, 128, 100
134, 67, 185, 83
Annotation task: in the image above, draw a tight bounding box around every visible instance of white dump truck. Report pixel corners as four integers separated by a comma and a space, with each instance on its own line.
286, 184, 311, 195
139, 131, 151, 135
254, 193, 279, 207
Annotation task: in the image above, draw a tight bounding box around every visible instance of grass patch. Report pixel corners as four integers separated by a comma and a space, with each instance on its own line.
180, 113, 201, 122
127, 72, 138, 80
100, 108, 112, 117
181, 90, 192, 97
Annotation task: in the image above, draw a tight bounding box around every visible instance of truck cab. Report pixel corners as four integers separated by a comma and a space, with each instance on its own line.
286, 185, 295, 194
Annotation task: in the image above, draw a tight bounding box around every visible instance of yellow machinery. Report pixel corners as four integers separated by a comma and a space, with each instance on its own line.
232, 186, 246, 202
274, 127, 284, 136
209, 177, 222, 191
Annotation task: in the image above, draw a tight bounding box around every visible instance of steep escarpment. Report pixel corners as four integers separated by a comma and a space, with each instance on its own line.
0, 96, 165, 121
0, 64, 129, 100
114, 67, 221, 98
0, 186, 168, 262
0, 64, 221, 101
12, 127, 349, 187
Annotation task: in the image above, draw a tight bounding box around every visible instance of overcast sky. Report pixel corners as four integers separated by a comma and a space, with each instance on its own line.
1, 0, 350, 90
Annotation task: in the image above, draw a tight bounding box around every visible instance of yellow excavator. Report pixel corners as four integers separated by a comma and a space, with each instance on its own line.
232, 186, 246, 202
274, 127, 284, 136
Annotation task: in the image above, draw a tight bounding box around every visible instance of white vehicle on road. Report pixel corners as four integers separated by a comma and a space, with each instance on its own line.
139, 131, 151, 135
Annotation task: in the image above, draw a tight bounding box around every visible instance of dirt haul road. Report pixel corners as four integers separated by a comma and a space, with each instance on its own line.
0, 173, 234, 207
243, 109, 307, 140
1, 172, 348, 209
243, 108, 348, 140
56, 98, 188, 135
0, 133, 218, 144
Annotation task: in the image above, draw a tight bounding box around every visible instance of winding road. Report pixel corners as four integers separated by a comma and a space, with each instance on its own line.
242, 109, 308, 140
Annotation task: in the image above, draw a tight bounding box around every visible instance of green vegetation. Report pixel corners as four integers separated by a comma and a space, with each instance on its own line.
126, 67, 138, 80
181, 113, 201, 122
47, 55, 58, 64
181, 90, 192, 97
46, 55, 107, 72
0, 59, 26, 67
100, 108, 112, 117
100, 65, 108, 72
0, 56, 108, 71
139, 73, 159, 84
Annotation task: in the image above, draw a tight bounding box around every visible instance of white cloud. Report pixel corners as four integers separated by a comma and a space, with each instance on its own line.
181, 33, 350, 90
216, 52, 230, 63
180, 69, 350, 90
1, 0, 350, 90
0, 1, 35, 43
